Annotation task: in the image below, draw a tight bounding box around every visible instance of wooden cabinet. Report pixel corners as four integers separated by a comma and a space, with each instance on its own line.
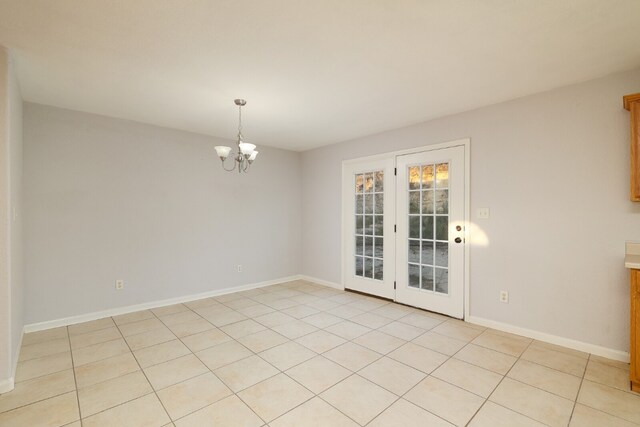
632, 269, 640, 392
623, 93, 640, 201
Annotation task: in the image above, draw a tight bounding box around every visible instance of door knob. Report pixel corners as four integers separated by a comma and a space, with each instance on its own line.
455, 237, 462, 243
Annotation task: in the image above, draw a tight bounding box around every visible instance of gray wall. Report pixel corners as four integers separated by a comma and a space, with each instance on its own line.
8, 50, 23, 374
0, 46, 23, 388
301, 67, 640, 354
24, 103, 301, 324
20, 66, 640, 357
0, 45, 11, 384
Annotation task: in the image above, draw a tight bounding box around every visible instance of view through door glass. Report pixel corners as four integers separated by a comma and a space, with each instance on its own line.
395, 144, 465, 319
407, 163, 450, 294
354, 171, 384, 280
343, 156, 395, 300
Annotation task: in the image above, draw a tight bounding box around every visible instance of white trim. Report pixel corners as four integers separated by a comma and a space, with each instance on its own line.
341, 138, 471, 319
0, 377, 14, 393
24, 275, 300, 333
394, 146, 466, 318
341, 164, 345, 298
1, 326, 25, 394
463, 141, 471, 320
342, 138, 471, 164
467, 315, 629, 363
22, 268, 628, 368
341, 158, 396, 299
10, 326, 23, 385
298, 274, 344, 290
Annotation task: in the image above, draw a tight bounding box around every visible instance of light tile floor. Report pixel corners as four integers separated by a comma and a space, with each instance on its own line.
1, 280, 639, 426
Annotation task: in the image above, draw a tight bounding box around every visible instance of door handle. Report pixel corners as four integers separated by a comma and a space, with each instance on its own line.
455, 237, 462, 244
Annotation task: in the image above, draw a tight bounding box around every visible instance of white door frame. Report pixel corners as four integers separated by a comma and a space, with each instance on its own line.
341, 138, 471, 319
341, 157, 396, 299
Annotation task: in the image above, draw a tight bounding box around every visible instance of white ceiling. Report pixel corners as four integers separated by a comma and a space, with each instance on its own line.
1, 1, 639, 151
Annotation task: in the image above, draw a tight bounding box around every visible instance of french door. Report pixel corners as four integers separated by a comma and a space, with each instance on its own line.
395, 146, 465, 318
342, 158, 396, 299
342, 143, 467, 318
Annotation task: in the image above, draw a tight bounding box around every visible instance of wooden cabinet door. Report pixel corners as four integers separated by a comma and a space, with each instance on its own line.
632, 269, 640, 392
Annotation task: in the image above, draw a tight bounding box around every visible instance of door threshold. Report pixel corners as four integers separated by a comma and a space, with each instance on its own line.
344, 289, 463, 321
344, 288, 393, 302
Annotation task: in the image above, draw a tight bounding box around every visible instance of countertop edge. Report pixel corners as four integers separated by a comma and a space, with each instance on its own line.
625, 254, 640, 270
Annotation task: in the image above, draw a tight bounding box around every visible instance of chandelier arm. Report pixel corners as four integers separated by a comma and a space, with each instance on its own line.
217, 99, 255, 174
221, 156, 237, 172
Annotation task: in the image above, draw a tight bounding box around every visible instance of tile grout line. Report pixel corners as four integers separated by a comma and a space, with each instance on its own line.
0, 340, 81, 419
102, 297, 559, 426
11, 351, 73, 385
66, 326, 85, 427
2, 334, 85, 423
11, 281, 636, 426
160, 298, 274, 425
389, 343, 477, 425
466, 333, 597, 425
450, 342, 587, 402
570, 357, 640, 426
16, 346, 71, 365
567, 352, 590, 426
183, 285, 342, 425
167, 300, 272, 425
213, 294, 358, 424
65, 326, 163, 421
251, 290, 440, 426
154, 290, 304, 425
200, 286, 386, 425
53, 288, 632, 424
334, 311, 585, 426
341, 307, 473, 425
109, 287, 531, 425
460, 337, 541, 426
477, 332, 586, 423
110, 313, 174, 425
148, 304, 278, 425
2, 285, 424, 423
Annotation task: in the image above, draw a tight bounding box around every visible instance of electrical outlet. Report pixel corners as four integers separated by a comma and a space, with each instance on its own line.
499, 290, 509, 303
237, 265, 242, 273
477, 208, 490, 219
115, 280, 124, 290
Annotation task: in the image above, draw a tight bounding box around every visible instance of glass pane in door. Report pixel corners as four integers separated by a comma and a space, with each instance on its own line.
406, 162, 450, 294
355, 170, 384, 280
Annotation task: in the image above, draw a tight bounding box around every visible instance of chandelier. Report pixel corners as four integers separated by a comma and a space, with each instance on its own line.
214, 99, 258, 173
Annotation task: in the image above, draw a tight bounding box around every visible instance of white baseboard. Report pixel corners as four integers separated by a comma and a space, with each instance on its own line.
10, 327, 24, 388
298, 277, 631, 362
467, 315, 629, 363
0, 376, 14, 393
24, 275, 301, 333
1, 326, 25, 393
20, 273, 629, 364
298, 275, 344, 290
